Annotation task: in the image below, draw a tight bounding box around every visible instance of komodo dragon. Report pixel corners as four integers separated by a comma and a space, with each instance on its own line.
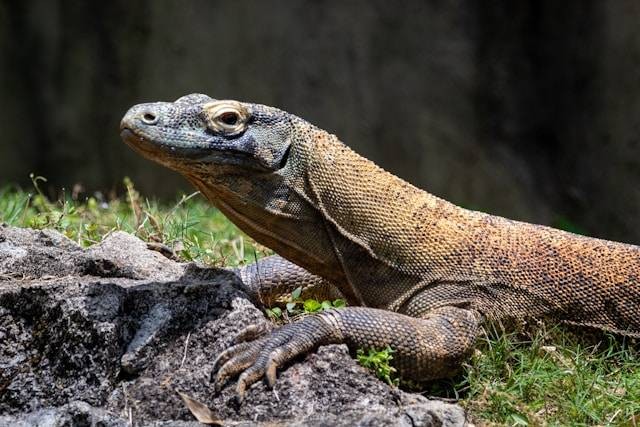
120, 94, 640, 402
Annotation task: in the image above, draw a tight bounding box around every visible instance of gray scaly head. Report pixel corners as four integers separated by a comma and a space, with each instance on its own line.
120, 93, 294, 174
120, 94, 343, 284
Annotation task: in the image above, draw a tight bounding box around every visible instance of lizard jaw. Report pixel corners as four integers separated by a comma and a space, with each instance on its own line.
120, 126, 214, 166
120, 127, 158, 160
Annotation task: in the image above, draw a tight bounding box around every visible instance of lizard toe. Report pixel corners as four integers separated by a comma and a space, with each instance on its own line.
235, 364, 267, 403
211, 341, 253, 377
232, 322, 271, 344
234, 316, 340, 400
215, 313, 342, 403
263, 336, 322, 387
212, 341, 263, 392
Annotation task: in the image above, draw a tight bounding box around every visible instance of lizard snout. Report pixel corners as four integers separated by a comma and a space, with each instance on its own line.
140, 111, 159, 125
120, 103, 167, 157
120, 104, 161, 132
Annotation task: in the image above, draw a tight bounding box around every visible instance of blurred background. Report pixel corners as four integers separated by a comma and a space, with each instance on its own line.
0, 1, 639, 242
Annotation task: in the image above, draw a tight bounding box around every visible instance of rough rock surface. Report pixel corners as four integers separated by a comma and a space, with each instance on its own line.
0, 225, 469, 426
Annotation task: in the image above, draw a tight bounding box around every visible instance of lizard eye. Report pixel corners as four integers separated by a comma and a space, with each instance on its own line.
219, 111, 238, 126
202, 101, 250, 136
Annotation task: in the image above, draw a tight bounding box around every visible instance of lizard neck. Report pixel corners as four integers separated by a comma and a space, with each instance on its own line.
303, 130, 464, 271
185, 165, 352, 290
297, 129, 469, 307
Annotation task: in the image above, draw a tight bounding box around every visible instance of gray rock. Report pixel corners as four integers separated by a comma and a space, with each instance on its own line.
0, 225, 470, 426
0, 401, 129, 427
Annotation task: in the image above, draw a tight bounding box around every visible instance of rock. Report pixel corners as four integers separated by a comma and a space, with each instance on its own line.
0, 401, 130, 427
0, 225, 470, 426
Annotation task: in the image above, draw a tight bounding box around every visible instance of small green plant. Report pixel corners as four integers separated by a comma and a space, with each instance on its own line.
286, 286, 345, 314
265, 306, 282, 320
266, 287, 346, 320
285, 286, 304, 314
357, 346, 398, 386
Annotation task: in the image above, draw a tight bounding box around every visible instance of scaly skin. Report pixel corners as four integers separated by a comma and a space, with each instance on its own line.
121, 94, 640, 402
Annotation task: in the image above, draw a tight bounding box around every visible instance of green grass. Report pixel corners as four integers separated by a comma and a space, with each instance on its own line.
1, 179, 639, 425
0, 177, 270, 266
459, 324, 640, 425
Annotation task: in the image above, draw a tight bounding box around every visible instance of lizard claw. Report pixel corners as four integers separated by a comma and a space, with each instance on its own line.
210, 313, 339, 402
210, 341, 257, 388
210, 322, 272, 388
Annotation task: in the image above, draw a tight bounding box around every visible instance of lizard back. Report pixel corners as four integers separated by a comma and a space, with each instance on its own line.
300, 125, 640, 336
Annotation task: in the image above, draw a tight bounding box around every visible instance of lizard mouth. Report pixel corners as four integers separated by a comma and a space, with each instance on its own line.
120, 127, 210, 162
120, 128, 162, 160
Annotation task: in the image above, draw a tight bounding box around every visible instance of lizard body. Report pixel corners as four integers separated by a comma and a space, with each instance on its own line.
121, 94, 640, 401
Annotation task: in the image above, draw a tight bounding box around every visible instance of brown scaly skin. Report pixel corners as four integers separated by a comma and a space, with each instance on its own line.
121, 94, 640, 402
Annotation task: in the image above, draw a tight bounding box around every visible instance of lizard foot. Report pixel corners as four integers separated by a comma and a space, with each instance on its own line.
211, 312, 340, 403
210, 306, 481, 404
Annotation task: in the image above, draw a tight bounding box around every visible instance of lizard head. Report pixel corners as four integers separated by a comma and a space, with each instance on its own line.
120, 93, 294, 176
121, 94, 346, 283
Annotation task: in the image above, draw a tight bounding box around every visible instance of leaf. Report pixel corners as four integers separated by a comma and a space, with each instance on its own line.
303, 299, 322, 313
321, 300, 333, 310
291, 286, 302, 300
267, 307, 282, 319
510, 413, 529, 426
332, 299, 346, 308
286, 302, 297, 313
356, 346, 397, 386
176, 390, 224, 425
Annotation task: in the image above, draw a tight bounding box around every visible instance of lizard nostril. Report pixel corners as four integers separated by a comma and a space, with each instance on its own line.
142, 112, 158, 125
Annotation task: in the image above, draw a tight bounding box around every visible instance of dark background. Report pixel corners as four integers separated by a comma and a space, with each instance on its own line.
1, 1, 639, 242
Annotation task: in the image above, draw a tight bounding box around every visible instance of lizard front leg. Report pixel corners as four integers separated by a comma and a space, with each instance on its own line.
211, 305, 481, 402
233, 255, 343, 305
